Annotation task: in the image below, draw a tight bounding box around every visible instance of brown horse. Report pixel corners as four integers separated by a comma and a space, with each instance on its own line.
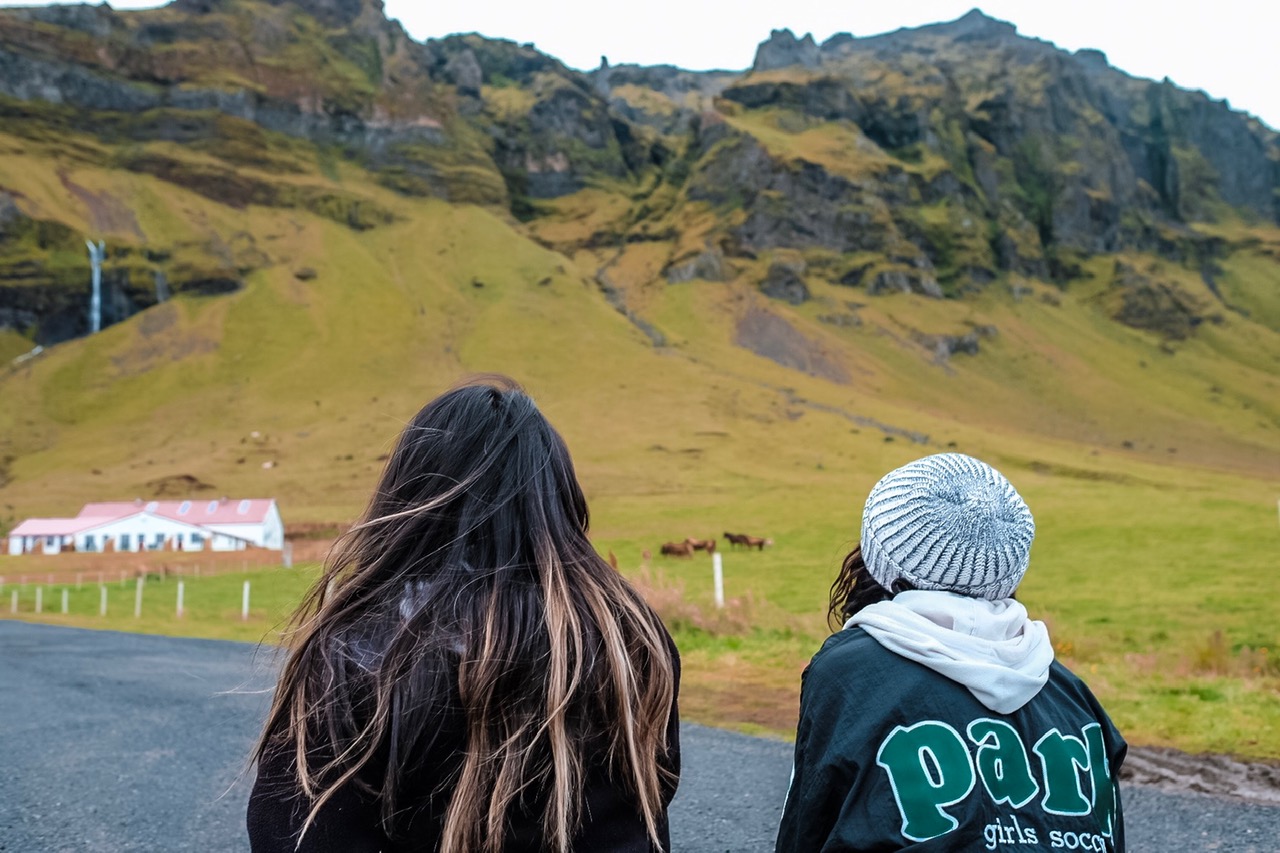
685, 537, 717, 553
660, 541, 694, 558
724, 532, 771, 551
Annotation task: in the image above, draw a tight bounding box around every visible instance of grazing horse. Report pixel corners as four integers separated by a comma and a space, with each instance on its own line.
660, 541, 694, 558
685, 537, 717, 553
724, 532, 771, 550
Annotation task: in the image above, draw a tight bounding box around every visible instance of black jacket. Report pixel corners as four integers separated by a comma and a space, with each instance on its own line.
247, 644, 680, 852
777, 627, 1125, 852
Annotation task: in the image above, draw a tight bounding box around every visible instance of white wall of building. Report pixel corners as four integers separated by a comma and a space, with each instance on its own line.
8, 535, 67, 555
203, 501, 283, 550
75, 513, 248, 554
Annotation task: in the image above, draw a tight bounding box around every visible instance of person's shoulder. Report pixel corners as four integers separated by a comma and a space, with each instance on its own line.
1042, 661, 1122, 730
806, 626, 906, 683
1047, 659, 1101, 699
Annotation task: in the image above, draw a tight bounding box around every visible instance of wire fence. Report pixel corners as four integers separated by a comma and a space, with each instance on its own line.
0, 545, 319, 629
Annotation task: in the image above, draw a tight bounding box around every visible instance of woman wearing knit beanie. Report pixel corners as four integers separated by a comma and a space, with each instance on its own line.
777, 453, 1126, 852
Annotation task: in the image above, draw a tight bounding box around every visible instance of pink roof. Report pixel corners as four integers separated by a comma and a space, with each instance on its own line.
78, 499, 276, 525
9, 516, 120, 537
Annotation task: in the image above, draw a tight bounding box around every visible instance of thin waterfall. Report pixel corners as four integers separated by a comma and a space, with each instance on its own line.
86, 239, 105, 333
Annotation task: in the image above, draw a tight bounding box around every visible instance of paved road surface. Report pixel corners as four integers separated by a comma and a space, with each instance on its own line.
1, 622, 1276, 852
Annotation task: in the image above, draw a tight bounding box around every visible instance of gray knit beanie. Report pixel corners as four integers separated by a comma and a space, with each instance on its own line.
860, 453, 1034, 600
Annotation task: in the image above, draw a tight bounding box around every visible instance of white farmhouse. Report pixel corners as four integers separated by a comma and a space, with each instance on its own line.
7, 498, 284, 556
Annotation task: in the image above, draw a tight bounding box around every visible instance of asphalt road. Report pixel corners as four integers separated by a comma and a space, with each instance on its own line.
1, 622, 1277, 852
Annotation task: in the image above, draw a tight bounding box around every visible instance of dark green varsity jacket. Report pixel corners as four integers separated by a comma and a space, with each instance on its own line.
777, 627, 1126, 852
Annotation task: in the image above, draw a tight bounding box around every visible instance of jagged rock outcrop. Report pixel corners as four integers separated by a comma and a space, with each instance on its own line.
684, 131, 941, 286
1110, 261, 1221, 339
911, 324, 998, 364
752, 29, 820, 72
427, 35, 658, 204
712, 8, 1280, 290
759, 259, 809, 304
444, 49, 483, 98
866, 266, 944, 299
665, 246, 727, 283
0, 0, 507, 205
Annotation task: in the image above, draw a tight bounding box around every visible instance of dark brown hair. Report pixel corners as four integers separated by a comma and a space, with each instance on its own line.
253, 376, 676, 852
827, 544, 898, 629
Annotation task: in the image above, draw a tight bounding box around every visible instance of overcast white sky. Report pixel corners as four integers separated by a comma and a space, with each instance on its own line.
2, 0, 1276, 129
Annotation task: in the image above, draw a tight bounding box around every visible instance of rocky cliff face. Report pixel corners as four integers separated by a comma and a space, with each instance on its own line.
1, 2, 1277, 348
648, 10, 1276, 311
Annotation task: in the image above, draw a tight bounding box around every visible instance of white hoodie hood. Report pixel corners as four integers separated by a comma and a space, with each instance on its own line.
845, 589, 1054, 714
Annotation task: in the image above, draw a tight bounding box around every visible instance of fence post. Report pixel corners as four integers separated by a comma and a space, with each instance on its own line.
61, 588, 68, 615
10, 589, 16, 613
134, 575, 144, 618
241, 581, 250, 621
177, 581, 185, 618
712, 552, 725, 609
35, 587, 43, 614
100, 586, 107, 616
283, 542, 293, 569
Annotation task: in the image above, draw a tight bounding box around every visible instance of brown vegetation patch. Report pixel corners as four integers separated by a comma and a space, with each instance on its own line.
734, 305, 850, 384
678, 664, 799, 734
57, 171, 144, 240
144, 473, 215, 497
114, 151, 396, 231
108, 305, 218, 376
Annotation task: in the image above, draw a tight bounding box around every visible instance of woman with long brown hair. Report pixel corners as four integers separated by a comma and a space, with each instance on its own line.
248, 376, 680, 852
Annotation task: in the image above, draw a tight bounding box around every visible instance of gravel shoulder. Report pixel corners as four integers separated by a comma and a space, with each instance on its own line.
1, 621, 1276, 852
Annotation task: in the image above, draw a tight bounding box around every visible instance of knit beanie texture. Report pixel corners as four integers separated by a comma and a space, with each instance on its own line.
860, 453, 1034, 600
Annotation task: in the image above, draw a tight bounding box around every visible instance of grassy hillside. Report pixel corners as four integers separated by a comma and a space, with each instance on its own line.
2, 2, 1279, 760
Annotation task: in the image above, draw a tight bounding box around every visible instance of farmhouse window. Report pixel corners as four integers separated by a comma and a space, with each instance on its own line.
119, 534, 131, 550
83, 536, 96, 551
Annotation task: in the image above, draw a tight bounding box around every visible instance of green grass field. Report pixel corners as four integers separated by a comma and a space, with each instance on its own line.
5, 464, 1279, 761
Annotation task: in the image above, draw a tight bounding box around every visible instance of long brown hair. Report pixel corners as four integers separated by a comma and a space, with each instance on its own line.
254, 376, 676, 851
827, 544, 895, 629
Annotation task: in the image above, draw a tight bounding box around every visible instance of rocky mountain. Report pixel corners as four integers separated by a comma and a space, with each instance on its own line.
2, 1, 1277, 344
0, 0, 1277, 519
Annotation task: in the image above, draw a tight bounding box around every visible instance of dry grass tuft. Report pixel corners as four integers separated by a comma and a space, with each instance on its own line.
1189, 630, 1280, 679
629, 566, 761, 636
